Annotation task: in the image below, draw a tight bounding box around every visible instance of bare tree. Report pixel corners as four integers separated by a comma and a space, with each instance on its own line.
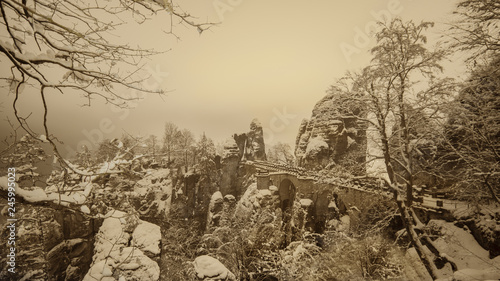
336, 18, 456, 279
267, 142, 295, 165
95, 139, 120, 164
145, 134, 159, 161
442, 54, 500, 204
439, 0, 500, 204
162, 121, 180, 164
0, 0, 212, 171
449, 0, 500, 64
178, 128, 194, 171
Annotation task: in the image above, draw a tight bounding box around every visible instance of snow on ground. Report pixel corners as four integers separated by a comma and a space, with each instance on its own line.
431, 220, 494, 269
404, 248, 434, 281
132, 220, 161, 256
193, 255, 236, 280
404, 219, 500, 281
83, 210, 161, 281
429, 220, 500, 280
452, 268, 500, 281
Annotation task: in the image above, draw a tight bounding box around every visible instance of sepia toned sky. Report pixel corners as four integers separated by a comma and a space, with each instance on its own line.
0, 0, 464, 157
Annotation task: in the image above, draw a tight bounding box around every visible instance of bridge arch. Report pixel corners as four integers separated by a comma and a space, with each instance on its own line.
278, 178, 296, 212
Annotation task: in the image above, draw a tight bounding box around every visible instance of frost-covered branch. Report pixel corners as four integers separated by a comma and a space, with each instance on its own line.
0, 0, 212, 175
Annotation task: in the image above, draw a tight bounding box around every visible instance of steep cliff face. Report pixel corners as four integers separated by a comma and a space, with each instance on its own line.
219, 119, 267, 197
247, 119, 267, 161
295, 92, 367, 171
233, 119, 267, 162
219, 138, 240, 196
0, 202, 99, 281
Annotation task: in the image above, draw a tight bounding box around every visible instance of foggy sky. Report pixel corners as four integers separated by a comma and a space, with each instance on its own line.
0, 0, 462, 157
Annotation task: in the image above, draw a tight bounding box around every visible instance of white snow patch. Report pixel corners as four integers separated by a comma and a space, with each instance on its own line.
211, 191, 223, 202
452, 268, 500, 281
80, 205, 90, 214
133, 221, 161, 256
305, 137, 328, 157
38, 134, 48, 142
17, 187, 49, 202
300, 199, 313, 207
430, 220, 500, 271
193, 255, 236, 280
257, 189, 272, 198
328, 200, 338, 209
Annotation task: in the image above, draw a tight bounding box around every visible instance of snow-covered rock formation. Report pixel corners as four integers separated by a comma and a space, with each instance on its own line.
220, 119, 267, 197
193, 255, 236, 280
83, 210, 161, 281
295, 92, 366, 170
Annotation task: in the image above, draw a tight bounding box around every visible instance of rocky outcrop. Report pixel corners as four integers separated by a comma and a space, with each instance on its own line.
129, 169, 173, 221
0, 202, 99, 281
193, 255, 236, 281
234, 119, 267, 162
454, 207, 500, 258
219, 139, 240, 196
83, 210, 161, 281
295, 92, 367, 170
219, 119, 267, 198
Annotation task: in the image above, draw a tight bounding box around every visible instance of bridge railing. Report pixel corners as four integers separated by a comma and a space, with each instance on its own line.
246, 160, 466, 211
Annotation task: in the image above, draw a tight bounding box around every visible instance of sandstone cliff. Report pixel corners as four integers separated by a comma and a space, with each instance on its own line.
219, 119, 267, 197
233, 119, 267, 162
295, 91, 367, 171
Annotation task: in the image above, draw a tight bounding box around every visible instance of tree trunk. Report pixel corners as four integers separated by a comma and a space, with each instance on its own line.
396, 200, 440, 280
484, 176, 500, 204
421, 235, 458, 272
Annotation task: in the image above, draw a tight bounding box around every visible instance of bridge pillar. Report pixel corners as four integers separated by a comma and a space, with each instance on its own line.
256, 171, 270, 190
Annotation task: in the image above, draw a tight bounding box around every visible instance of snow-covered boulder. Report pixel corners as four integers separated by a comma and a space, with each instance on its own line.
83, 210, 161, 281
208, 191, 225, 228
234, 183, 258, 220
305, 137, 329, 158
130, 168, 173, 219
300, 198, 313, 207
132, 220, 161, 257
193, 255, 236, 280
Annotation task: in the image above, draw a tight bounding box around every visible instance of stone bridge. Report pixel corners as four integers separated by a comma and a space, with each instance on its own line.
247, 160, 387, 204
244, 160, 393, 231
249, 160, 316, 210
244, 160, 461, 230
